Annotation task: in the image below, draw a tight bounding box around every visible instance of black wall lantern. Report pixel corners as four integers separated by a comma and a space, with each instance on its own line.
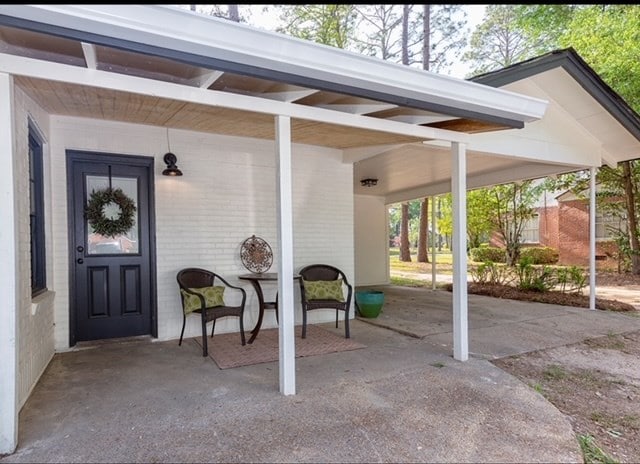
162, 152, 183, 176
360, 178, 378, 187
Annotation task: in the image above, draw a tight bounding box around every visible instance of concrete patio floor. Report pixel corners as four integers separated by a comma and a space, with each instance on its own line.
3, 286, 640, 463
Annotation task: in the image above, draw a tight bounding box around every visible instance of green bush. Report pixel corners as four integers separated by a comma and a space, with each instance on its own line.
469, 246, 506, 263
520, 246, 559, 265
470, 261, 514, 286
516, 256, 556, 292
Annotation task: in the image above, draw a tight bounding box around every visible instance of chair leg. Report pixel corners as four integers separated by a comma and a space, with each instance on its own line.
302, 308, 307, 339
335, 309, 339, 328
210, 319, 216, 338
345, 308, 350, 339
201, 316, 208, 357
179, 314, 186, 346
239, 315, 246, 346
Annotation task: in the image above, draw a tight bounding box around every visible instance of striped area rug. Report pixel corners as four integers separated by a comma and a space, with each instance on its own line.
193, 325, 366, 369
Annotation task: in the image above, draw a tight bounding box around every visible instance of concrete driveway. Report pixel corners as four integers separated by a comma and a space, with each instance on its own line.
3, 286, 640, 463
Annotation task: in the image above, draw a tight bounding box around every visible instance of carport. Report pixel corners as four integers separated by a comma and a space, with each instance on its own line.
1, 5, 639, 457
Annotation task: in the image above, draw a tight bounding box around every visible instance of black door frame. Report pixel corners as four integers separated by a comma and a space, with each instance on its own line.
66, 150, 158, 346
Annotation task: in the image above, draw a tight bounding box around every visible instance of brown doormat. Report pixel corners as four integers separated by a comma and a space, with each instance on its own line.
193, 325, 366, 369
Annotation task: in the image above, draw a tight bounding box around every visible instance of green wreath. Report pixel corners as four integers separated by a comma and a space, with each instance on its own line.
86, 187, 137, 238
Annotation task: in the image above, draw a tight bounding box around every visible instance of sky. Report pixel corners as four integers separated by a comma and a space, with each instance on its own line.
176, 4, 487, 79
450, 5, 486, 78
250, 4, 487, 79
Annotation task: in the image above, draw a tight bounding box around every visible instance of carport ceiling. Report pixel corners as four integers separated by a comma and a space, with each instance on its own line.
352, 143, 578, 202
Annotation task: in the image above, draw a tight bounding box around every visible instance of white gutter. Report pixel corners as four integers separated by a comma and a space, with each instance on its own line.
0, 4, 548, 125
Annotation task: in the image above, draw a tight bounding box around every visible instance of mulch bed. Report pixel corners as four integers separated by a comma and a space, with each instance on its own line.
444, 282, 637, 312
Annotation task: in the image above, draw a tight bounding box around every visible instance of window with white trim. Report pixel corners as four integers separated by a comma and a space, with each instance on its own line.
596, 212, 626, 240
521, 214, 539, 243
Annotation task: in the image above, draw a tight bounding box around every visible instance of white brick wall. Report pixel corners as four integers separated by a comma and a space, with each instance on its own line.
50, 116, 354, 347
354, 194, 389, 286
13, 87, 55, 408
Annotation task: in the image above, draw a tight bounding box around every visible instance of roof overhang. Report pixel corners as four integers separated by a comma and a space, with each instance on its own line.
0, 4, 547, 134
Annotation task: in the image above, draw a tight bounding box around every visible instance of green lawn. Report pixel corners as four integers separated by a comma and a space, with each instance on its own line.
389, 247, 453, 274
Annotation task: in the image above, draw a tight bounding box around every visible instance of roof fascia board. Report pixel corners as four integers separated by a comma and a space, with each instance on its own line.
0, 5, 547, 128
0, 52, 470, 144
473, 48, 640, 145
423, 134, 601, 168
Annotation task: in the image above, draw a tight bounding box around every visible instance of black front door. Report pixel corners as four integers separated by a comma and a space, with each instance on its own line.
68, 151, 156, 344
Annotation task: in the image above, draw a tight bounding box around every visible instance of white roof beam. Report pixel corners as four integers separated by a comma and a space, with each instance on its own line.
386, 115, 453, 125
80, 42, 97, 69
423, 135, 601, 168
316, 103, 397, 115
257, 89, 319, 103
188, 70, 224, 89
385, 162, 579, 204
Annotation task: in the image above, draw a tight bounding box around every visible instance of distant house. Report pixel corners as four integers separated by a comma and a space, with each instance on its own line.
490, 186, 625, 269
534, 188, 624, 269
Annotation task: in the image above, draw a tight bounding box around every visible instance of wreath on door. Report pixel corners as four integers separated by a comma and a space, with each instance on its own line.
85, 187, 137, 238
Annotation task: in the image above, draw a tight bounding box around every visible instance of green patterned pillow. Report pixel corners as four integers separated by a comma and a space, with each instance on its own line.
303, 279, 345, 302
180, 286, 225, 313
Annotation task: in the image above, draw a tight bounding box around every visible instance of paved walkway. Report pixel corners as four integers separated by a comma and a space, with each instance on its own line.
4, 287, 640, 463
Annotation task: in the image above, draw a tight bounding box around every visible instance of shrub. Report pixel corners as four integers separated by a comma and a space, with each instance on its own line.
470, 246, 506, 263
470, 261, 514, 286
519, 247, 559, 265
516, 256, 556, 292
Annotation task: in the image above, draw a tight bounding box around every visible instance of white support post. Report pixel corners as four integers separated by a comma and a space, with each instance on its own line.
589, 167, 596, 310
0, 72, 18, 454
275, 115, 296, 395
451, 142, 469, 361
431, 196, 436, 291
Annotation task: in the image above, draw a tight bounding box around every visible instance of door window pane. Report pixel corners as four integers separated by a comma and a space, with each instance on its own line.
86, 175, 139, 254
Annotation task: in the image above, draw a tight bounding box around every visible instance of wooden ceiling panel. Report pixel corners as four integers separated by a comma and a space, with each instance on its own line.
292, 119, 422, 148
427, 118, 510, 134
15, 77, 423, 149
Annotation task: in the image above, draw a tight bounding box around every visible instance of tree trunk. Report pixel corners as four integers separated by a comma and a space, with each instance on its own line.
422, 5, 431, 71
417, 198, 429, 262
228, 5, 240, 22
415, 7, 431, 264
400, 202, 412, 262
399, 8, 411, 266
622, 161, 640, 274
402, 5, 410, 66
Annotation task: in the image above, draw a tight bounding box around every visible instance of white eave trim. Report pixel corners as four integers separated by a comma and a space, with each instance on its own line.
0, 4, 548, 125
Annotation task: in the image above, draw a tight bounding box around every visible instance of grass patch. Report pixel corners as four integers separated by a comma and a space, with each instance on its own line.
606, 332, 626, 350
578, 434, 618, 464
430, 362, 446, 368
390, 276, 428, 287
543, 364, 567, 381
530, 382, 545, 396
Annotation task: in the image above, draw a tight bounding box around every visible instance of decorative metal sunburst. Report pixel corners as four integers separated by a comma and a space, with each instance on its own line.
240, 235, 273, 273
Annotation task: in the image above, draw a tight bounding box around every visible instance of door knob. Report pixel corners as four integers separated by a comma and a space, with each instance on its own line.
76, 258, 84, 264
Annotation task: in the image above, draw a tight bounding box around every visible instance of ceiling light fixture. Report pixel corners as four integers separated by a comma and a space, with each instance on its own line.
360, 178, 378, 187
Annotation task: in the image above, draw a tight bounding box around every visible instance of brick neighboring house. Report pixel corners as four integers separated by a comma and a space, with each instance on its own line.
523, 188, 623, 269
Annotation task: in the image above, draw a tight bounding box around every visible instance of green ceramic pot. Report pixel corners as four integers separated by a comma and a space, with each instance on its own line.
355, 290, 384, 318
